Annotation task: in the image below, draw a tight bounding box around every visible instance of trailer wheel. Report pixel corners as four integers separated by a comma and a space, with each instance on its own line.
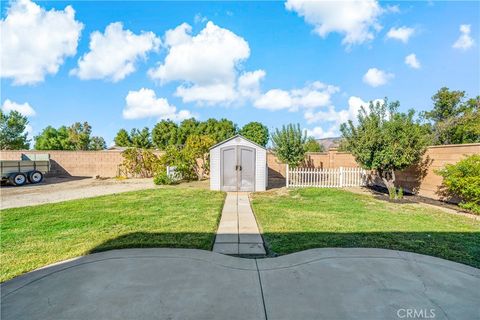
28, 170, 44, 184
9, 173, 27, 186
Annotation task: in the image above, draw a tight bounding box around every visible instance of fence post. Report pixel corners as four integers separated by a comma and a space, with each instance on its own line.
286, 164, 289, 188
339, 167, 344, 187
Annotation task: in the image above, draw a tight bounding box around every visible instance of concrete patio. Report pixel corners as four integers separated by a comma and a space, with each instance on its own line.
2, 248, 479, 320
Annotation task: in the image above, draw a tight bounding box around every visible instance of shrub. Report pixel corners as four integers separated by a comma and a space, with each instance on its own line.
271, 124, 307, 167
153, 171, 176, 185
437, 154, 480, 214
120, 148, 162, 178
160, 145, 197, 181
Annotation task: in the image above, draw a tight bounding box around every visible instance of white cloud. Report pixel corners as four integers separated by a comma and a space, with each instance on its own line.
149, 21, 250, 105
123, 88, 194, 121
304, 96, 383, 137
254, 81, 339, 111
386, 26, 415, 43
70, 22, 160, 82
25, 124, 34, 142
1, 99, 36, 116
237, 70, 266, 99
363, 68, 394, 87
453, 24, 475, 50
285, 0, 383, 46
306, 126, 338, 139
254, 89, 293, 111
405, 53, 421, 69
0, 0, 83, 85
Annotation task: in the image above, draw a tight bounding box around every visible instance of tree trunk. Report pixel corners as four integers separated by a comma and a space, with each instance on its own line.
379, 169, 397, 199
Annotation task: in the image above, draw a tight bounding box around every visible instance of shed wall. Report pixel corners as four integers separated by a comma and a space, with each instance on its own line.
209, 137, 267, 191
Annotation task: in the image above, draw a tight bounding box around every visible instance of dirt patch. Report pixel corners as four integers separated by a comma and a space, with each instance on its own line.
1, 177, 160, 209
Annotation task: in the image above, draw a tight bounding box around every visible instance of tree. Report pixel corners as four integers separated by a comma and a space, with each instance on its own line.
114, 129, 132, 147
240, 122, 269, 146
197, 118, 237, 143
130, 127, 152, 148
304, 137, 324, 152
424, 87, 480, 144
341, 99, 430, 198
68, 122, 92, 150
152, 120, 178, 149
177, 118, 199, 146
271, 124, 307, 167
34, 126, 72, 150
183, 134, 216, 180
89, 136, 106, 150
0, 110, 30, 150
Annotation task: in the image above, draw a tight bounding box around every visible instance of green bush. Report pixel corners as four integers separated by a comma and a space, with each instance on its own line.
153, 171, 176, 185
437, 154, 480, 214
120, 148, 163, 178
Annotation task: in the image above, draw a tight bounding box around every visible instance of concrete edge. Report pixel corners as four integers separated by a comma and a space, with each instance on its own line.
2, 248, 479, 299
256, 248, 480, 277
0, 248, 257, 298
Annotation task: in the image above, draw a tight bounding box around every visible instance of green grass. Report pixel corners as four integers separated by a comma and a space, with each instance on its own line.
252, 188, 480, 268
0, 187, 225, 282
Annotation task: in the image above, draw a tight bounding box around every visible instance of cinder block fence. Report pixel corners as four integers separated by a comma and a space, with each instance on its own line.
1, 143, 479, 201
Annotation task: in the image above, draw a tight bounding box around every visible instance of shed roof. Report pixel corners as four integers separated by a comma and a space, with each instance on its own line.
209, 134, 267, 150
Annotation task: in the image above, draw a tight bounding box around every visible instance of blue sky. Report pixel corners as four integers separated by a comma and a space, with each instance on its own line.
1, 0, 479, 145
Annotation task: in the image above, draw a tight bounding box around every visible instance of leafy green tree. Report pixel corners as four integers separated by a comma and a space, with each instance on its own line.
68, 122, 92, 150
183, 134, 216, 180
131, 127, 152, 149
424, 87, 480, 144
152, 120, 178, 149
0, 110, 30, 150
240, 122, 269, 146
197, 118, 237, 143
34, 126, 72, 150
177, 118, 199, 146
114, 129, 132, 147
341, 99, 430, 198
304, 137, 324, 152
89, 136, 106, 150
271, 124, 307, 167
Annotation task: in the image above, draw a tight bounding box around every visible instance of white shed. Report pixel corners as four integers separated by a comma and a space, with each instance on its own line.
210, 135, 267, 192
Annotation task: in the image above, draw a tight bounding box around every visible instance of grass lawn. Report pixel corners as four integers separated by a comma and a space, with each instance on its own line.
0, 187, 225, 282
252, 188, 480, 268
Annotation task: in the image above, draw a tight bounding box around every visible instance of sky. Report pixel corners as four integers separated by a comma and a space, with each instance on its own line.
1, 0, 479, 146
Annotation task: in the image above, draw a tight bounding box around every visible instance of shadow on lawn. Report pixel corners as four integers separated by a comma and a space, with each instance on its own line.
88, 231, 480, 268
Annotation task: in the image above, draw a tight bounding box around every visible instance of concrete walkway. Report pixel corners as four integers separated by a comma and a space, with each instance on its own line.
213, 192, 266, 256
2, 248, 479, 320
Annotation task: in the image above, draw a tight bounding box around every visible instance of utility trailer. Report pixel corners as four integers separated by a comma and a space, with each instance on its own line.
0, 153, 50, 186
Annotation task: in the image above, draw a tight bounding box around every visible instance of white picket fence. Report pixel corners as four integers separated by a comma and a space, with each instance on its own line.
286, 165, 368, 188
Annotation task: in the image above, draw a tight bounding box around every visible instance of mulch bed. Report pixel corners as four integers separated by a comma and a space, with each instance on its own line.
366, 185, 473, 214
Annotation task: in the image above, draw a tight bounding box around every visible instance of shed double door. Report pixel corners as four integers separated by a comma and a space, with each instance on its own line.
221, 146, 255, 192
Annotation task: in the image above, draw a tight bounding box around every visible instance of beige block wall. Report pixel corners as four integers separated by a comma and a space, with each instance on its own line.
267, 143, 479, 200
394, 143, 480, 199
0, 150, 126, 177
2, 143, 478, 201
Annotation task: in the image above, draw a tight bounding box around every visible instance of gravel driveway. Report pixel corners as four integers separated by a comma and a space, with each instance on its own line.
0, 177, 158, 209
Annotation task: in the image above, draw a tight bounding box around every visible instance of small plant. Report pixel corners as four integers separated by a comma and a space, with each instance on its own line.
153, 171, 176, 185
437, 154, 480, 214
388, 186, 404, 200
397, 187, 404, 199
